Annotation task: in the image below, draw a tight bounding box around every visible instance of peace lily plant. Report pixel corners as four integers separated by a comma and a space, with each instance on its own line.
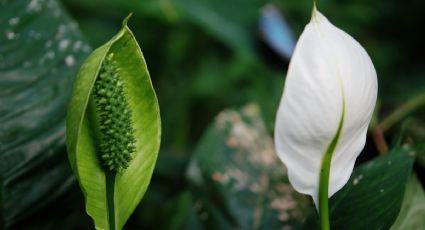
274, 3, 378, 230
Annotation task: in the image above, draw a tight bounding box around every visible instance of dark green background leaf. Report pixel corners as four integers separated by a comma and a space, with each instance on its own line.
0, 0, 91, 228
187, 104, 312, 229
306, 147, 414, 230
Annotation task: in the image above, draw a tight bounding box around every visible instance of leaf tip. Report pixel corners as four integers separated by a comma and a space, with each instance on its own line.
122, 12, 133, 27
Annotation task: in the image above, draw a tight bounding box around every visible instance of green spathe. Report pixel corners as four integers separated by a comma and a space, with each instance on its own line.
66, 14, 161, 230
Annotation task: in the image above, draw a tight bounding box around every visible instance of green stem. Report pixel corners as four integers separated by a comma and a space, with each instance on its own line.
106, 170, 116, 230
372, 127, 389, 154
379, 93, 425, 132
319, 102, 345, 230
319, 152, 331, 230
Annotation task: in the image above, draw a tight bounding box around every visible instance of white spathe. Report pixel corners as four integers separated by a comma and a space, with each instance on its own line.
274, 7, 377, 206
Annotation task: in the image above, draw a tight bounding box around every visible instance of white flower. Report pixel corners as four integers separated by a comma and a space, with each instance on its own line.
274, 7, 377, 207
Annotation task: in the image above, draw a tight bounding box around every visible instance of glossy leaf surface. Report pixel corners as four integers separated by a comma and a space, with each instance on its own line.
305, 147, 414, 229
0, 0, 90, 228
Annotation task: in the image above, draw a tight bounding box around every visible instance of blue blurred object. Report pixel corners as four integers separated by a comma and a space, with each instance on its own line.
259, 4, 296, 60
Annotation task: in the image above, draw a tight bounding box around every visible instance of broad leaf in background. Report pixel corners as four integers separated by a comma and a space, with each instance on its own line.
173, 0, 261, 58
66, 15, 161, 230
305, 147, 414, 229
187, 104, 312, 229
0, 0, 90, 228
391, 174, 425, 229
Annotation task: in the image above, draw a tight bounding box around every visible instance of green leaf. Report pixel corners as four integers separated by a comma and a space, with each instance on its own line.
187, 104, 312, 229
66, 15, 161, 230
305, 147, 414, 229
173, 0, 262, 57
0, 0, 91, 228
391, 175, 425, 230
